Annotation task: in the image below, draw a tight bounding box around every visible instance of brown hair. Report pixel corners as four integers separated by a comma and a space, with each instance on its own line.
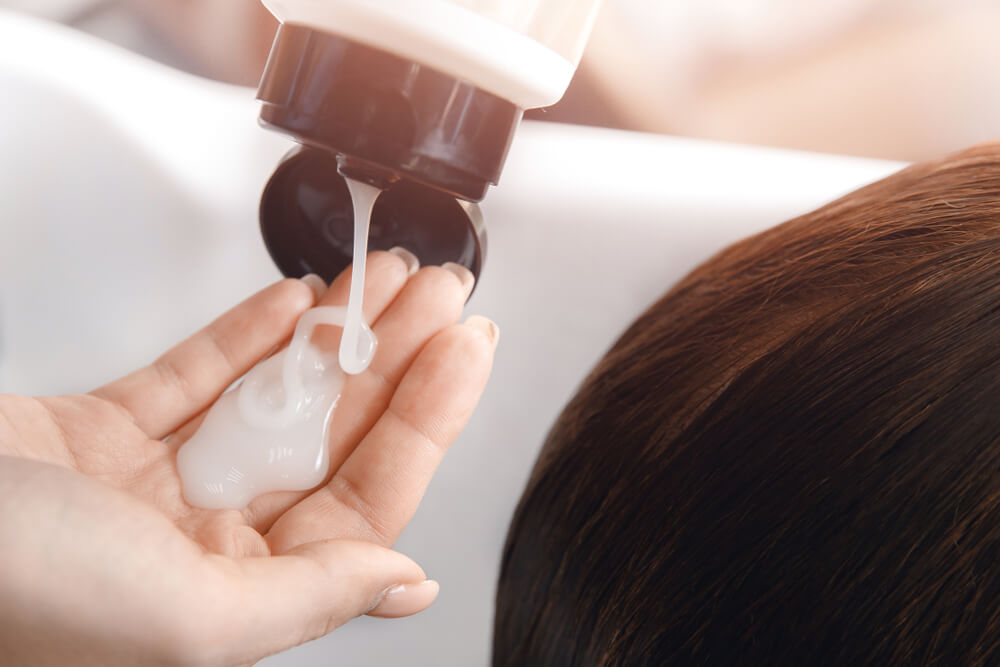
494, 143, 1000, 666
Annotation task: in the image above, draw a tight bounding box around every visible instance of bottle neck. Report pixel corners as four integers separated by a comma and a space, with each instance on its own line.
257, 24, 524, 202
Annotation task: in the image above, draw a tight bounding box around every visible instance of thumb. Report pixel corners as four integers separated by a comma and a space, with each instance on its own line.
210, 539, 438, 662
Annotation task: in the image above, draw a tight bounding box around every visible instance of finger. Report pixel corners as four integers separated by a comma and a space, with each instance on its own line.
326, 247, 420, 310
239, 249, 420, 529
160, 276, 325, 453
367, 263, 475, 386
169, 249, 412, 444
244, 264, 473, 534
307, 263, 474, 472
205, 540, 435, 664
92, 278, 317, 440
266, 316, 497, 552
310, 247, 419, 351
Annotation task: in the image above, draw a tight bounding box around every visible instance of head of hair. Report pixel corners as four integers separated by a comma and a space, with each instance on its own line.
494, 143, 1000, 666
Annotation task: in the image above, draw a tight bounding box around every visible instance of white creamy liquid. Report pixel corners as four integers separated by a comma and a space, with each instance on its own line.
177, 177, 383, 510
339, 177, 381, 375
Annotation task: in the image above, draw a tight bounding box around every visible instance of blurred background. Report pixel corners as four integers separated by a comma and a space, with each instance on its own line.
4, 0, 1000, 162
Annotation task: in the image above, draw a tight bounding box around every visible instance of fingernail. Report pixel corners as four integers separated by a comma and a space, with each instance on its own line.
388, 246, 420, 276
368, 580, 440, 618
442, 262, 475, 297
300, 274, 327, 301
465, 315, 500, 348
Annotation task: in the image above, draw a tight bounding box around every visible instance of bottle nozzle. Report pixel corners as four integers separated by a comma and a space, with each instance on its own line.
336, 155, 401, 191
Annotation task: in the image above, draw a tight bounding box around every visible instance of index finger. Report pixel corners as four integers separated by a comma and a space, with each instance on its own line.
91, 278, 317, 440
266, 316, 498, 552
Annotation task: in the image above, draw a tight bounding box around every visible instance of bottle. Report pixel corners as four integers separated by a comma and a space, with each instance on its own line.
256, 0, 602, 287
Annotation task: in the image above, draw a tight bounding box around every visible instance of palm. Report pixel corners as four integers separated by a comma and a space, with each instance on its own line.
7, 392, 264, 557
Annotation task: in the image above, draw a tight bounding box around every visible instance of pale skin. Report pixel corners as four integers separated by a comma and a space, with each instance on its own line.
0, 250, 498, 666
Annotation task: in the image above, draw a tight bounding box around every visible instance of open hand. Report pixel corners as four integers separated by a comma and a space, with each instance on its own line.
0, 250, 497, 666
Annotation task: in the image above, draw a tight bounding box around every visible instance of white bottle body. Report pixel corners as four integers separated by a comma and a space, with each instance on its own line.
261, 0, 602, 109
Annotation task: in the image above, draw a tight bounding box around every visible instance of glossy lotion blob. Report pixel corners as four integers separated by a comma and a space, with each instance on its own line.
177, 179, 382, 510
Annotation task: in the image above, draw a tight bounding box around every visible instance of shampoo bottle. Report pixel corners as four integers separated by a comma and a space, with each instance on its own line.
257, 0, 602, 285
